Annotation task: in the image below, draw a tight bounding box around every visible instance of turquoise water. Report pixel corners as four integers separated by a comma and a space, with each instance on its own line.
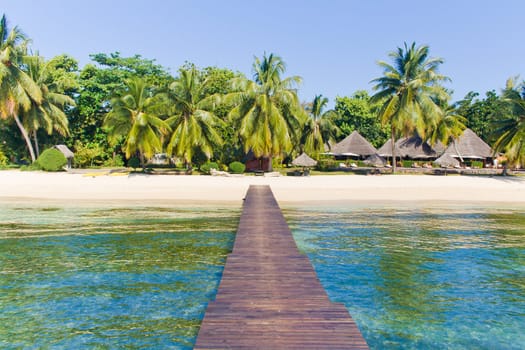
286, 205, 525, 349
0, 203, 239, 349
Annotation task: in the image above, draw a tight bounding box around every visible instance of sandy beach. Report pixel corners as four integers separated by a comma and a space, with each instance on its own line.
1, 170, 524, 206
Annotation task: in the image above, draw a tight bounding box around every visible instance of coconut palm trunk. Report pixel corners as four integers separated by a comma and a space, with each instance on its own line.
32, 131, 40, 158
13, 114, 36, 162
390, 127, 396, 173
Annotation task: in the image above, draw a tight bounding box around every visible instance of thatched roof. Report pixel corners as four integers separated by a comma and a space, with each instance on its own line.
54, 144, 74, 158
331, 131, 377, 156
364, 153, 387, 167
378, 136, 438, 159
435, 153, 460, 168
292, 152, 317, 167
443, 128, 493, 159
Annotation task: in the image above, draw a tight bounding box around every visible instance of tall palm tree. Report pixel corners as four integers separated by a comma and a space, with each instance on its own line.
165, 67, 223, 168
226, 53, 303, 169
301, 94, 339, 157
370, 42, 449, 172
103, 77, 170, 167
0, 14, 42, 161
492, 78, 525, 169
428, 100, 467, 162
21, 55, 74, 157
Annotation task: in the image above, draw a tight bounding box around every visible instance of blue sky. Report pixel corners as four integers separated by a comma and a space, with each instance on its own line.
3, 0, 524, 105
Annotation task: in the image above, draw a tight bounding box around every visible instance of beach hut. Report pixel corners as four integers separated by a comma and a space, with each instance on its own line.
364, 153, 387, 167
292, 152, 317, 167
54, 144, 74, 169
378, 136, 438, 160
434, 153, 460, 168
442, 128, 493, 166
330, 131, 377, 159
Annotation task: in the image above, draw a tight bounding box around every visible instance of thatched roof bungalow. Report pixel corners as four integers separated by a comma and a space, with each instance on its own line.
292, 152, 317, 167
330, 131, 377, 159
434, 153, 460, 168
443, 128, 493, 162
378, 136, 438, 160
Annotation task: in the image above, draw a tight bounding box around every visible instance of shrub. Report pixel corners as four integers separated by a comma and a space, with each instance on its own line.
229, 161, 245, 174
37, 148, 67, 171
200, 162, 219, 175
73, 141, 105, 168
128, 156, 141, 170
471, 161, 483, 169
402, 160, 414, 168
0, 149, 8, 167
317, 159, 338, 171
103, 154, 125, 167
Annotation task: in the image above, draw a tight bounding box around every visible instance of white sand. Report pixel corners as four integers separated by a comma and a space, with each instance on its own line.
1, 170, 524, 206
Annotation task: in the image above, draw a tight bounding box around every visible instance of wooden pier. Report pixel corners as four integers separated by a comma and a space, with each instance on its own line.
194, 185, 368, 349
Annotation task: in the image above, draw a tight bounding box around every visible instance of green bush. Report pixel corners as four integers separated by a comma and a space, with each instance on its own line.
37, 148, 67, 171
128, 157, 141, 170
229, 161, 245, 174
103, 154, 125, 167
471, 161, 483, 169
0, 149, 8, 167
317, 159, 339, 171
200, 162, 219, 175
402, 160, 414, 168
73, 141, 106, 168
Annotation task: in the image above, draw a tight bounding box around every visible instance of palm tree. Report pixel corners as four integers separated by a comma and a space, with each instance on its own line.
164, 67, 223, 168
103, 77, 170, 167
492, 78, 525, 170
428, 100, 467, 161
301, 95, 339, 157
21, 55, 74, 157
370, 42, 449, 172
0, 14, 42, 162
227, 53, 303, 170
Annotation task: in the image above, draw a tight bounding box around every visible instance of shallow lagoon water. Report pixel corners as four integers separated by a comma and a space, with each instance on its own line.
1, 201, 524, 349
285, 205, 525, 349
0, 203, 239, 349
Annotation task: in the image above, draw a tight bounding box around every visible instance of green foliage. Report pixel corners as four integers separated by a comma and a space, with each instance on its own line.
128, 156, 140, 169
491, 79, 525, 167
73, 141, 107, 167
200, 162, 219, 174
0, 148, 8, 166
317, 158, 339, 171
470, 161, 483, 168
37, 148, 67, 171
104, 77, 170, 164
301, 95, 340, 156
333, 91, 388, 148
228, 161, 245, 174
456, 90, 503, 143
165, 67, 223, 165
226, 53, 303, 159
103, 154, 124, 167
402, 160, 414, 168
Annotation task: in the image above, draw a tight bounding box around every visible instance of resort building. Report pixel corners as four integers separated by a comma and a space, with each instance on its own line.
329, 131, 378, 160
441, 128, 494, 167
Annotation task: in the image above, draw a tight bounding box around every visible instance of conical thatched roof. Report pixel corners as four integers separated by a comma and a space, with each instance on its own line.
435, 153, 460, 168
292, 152, 317, 167
331, 131, 377, 156
443, 128, 493, 159
364, 153, 387, 167
378, 136, 437, 159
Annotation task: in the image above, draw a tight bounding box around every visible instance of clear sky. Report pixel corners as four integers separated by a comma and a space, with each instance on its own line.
2, 0, 524, 106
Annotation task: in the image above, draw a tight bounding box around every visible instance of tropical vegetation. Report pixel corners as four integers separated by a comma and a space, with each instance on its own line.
0, 14, 523, 172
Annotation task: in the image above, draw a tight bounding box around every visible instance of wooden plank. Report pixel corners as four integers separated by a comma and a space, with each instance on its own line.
194, 185, 368, 349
